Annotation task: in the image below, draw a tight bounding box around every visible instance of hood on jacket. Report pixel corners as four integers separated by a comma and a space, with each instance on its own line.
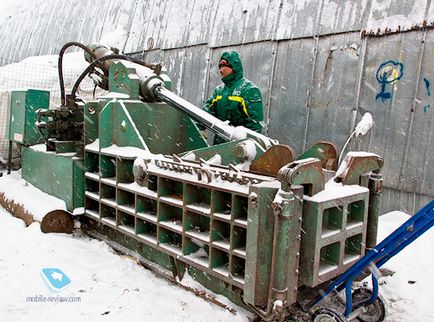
220, 51, 243, 84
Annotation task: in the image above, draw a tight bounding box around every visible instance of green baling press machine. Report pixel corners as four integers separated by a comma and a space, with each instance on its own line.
7, 42, 386, 321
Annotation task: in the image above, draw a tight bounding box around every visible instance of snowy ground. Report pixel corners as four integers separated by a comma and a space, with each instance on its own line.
0, 172, 252, 322
0, 172, 433, 322
373, 210, 434, 321
0, 209, 253, 322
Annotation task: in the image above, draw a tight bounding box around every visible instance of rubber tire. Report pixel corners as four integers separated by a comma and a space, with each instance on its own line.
312, 308, 345, 322
352, 288, 386, 322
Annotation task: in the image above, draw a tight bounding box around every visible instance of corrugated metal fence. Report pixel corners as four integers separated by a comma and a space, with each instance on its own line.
0, 0, 433, 213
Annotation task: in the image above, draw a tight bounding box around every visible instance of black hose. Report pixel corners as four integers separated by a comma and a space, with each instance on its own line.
58, 42, 99, 106
92, 84, 97, 100
70, 54, 161, 100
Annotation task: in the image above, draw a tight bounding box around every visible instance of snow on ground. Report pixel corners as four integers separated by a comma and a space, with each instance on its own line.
0, 179, 250, 321
0, 171, 66, 221
0, 171, 433, 321
373, 210, 434, 322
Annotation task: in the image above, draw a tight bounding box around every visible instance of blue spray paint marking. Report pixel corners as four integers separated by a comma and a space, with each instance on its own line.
375, 60, 404, 102
424, 104, 431, 113
424, 77, 431, 96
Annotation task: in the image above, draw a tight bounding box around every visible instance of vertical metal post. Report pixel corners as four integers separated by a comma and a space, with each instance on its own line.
264, 42, 279, 136
398, 29, 427, 191
271, 186, 303, 303
302, 0, 325, 151
271, 198, 292, 301
7, 140, 13, 174
351, 36, 368, 133
366, 171, 383, 250
254, 185, 303, 321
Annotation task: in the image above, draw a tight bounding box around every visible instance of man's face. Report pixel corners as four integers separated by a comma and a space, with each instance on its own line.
219, 60, 233, 78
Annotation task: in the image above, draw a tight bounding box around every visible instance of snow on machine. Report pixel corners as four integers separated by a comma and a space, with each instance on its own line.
6, 42, 433, 321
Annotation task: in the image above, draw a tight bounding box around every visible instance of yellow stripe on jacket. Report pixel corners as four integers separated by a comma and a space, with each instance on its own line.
228, 96, 249, 117
208, 95, 223, 108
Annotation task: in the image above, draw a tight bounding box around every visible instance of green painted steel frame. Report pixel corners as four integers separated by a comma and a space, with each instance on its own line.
22, 146, 84, 212
8, 89, 49, 145
95, 98, 208, 155
80, 215, 248, 308
299, 192, 370, 288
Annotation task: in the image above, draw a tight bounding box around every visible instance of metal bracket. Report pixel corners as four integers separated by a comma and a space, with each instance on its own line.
250, 144, 295, 177
297, 141, 339, 171
335, 153, 384, 185
277, 158, 325, 196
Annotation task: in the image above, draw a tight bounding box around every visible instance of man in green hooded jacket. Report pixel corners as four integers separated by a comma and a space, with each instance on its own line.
203, 51, 264, 143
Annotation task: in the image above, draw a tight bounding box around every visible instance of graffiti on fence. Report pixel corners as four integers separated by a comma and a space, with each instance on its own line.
423, 77, 431, 113
375, 60, 404, 102
423, 77, 431, 97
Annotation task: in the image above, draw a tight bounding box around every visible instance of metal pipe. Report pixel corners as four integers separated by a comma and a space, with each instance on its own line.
259, 187, 303, 321
264, 42, 279, 136
153, 85, 234, 141
351, 37, 368, 132
366, 171, 383, 250
257, 199, 281, 321
272, 201, 291, 299
7, 140, 12, 174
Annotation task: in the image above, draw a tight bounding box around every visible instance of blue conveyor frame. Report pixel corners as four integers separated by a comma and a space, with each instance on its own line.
313, 199, 434, 317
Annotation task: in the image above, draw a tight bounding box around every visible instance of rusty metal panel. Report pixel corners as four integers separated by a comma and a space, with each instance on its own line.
11, 0, 59, 58
94, 0, 138, 51
75, 0, 108, 45
50, 0, 92, 55
364, 0, 428, 35
19, 1, 57, 58
161, 46, 210, 108
53, 0, 103, 53
124, 0, 170, 52
319, 0, 369, 35
205, 43, 274, 126
305, 33, 362, 152
1, 3, 38, 63
381, 187, 433, 215
125, 0, 219, 52
134, 49, 164, 66
358, 32, 424, 192
428, 2, 434, 25
159, 0, 217, 50
275, 0, 321, 40
381, 187, 406, 213
267, 39, 314, 155
276, 0, 369, 40
0, 0, 433, 214
37, 0, 101, 56
1, 0, 121, 62
49, 0, 82, 53
400, 30, 434, 197
208, 1, 279, 48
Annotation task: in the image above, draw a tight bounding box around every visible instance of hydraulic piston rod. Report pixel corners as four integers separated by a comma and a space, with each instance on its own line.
153, 85, 234, 142
81, 43, 261, 145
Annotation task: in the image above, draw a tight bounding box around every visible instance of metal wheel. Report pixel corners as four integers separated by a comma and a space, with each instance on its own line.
312, 308, 345, 322
352, 288, 386, 322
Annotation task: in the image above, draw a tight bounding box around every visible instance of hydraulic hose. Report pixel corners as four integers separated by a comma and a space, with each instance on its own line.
69, 50, 233, 142
58, 42, 99, 106
70, 54, 161, 101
